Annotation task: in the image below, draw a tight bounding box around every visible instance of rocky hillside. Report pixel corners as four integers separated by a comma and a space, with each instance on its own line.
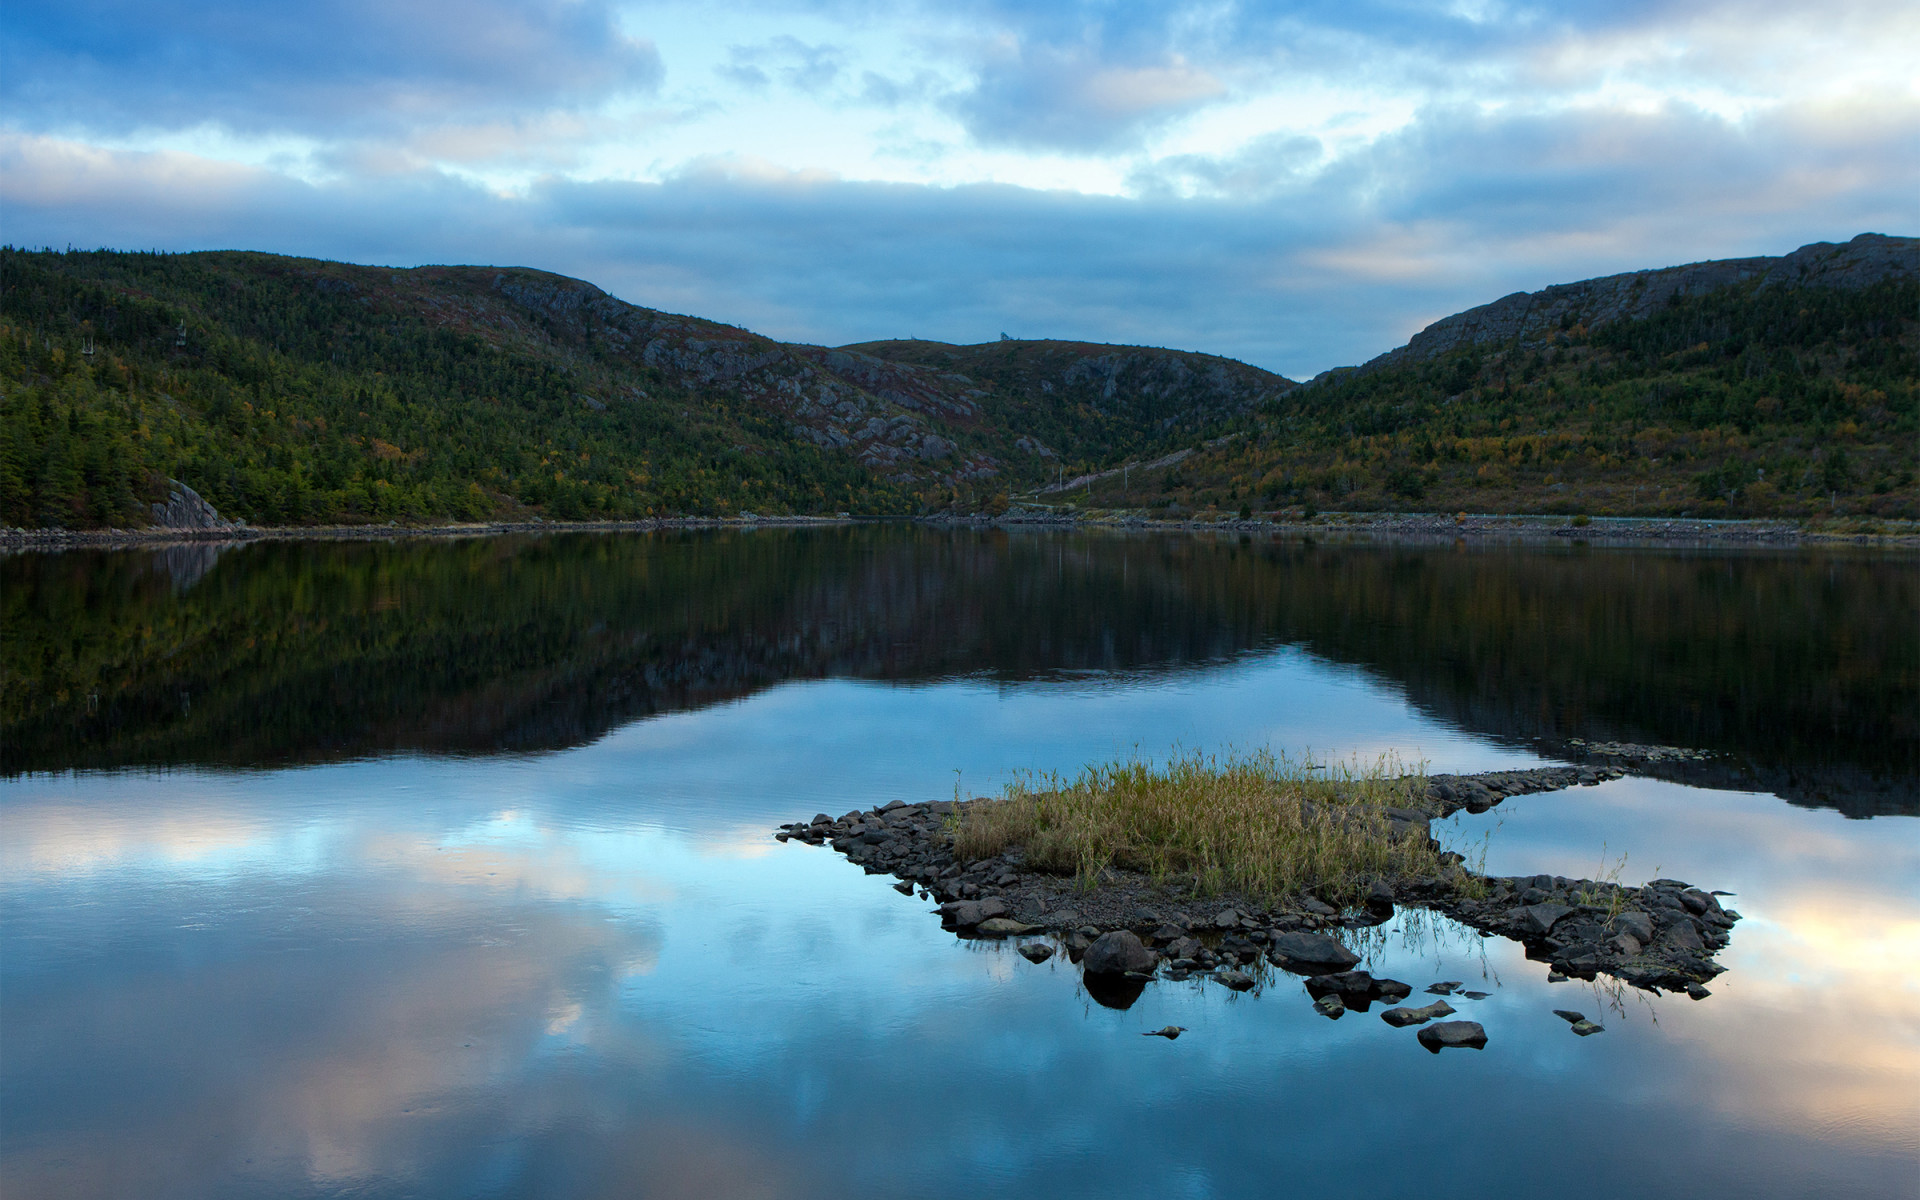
0, 249, 1291, 528
1357, 233, 1918, 373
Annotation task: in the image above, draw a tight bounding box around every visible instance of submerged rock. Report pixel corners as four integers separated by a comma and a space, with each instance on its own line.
976, 917, 1036, 935
1381, 1000, 1457, 1027
1314, 994, 1346, 1019
1018, 942, 1054, 964
1267, 932, 1360, 972
1417, 1021, 1488, 1052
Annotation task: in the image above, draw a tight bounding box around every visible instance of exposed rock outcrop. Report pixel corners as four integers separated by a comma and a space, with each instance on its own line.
148, 480, 233, 531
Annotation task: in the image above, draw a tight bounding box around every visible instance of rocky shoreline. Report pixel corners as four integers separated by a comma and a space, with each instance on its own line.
929, 509, 1918, 548
775, 765, 1742, 1046
5, 510, 1914, 553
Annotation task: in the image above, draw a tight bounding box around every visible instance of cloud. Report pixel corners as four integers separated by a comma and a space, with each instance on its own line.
720, 37, 849, 96
951, 42, 1227, 152
3, 70, 1915, 377
0, 0, 661, 138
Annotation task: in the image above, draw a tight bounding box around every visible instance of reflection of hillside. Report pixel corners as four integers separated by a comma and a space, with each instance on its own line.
2, 530, 1913, 814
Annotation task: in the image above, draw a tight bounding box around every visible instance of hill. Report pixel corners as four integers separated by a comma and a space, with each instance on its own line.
1077, 233, 1919, 519
0, 249, 1290, 529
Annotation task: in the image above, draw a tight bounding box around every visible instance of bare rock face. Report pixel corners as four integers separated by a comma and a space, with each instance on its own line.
149, 480, 233, 531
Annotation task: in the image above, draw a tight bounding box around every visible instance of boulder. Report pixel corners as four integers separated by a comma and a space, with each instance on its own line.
1018, 942, 1054, 964
1660, 922, 1706, 954
1612, 911, 1655, 943
1417, 1021, 1488, 1052
1570, 1019, 1604, 1036
1216, 969, 1257, 991
1082, 931, 1158, 976
1305, 971, 1379, 999
1268, 932, 1361, 972
1518, 903, 1575, 935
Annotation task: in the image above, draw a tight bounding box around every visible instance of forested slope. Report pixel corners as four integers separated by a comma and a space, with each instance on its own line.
0, 249, 1287, 529
1088, 234, 1919, 518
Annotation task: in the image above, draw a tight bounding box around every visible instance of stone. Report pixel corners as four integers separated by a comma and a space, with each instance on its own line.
1213, 908, 1242, 928
1375, 979, 1414, 1002
1365, 880, 1396, 911
1046, 909, 1084, 930
1018, 942, 1054, 964
1301, 897, 1338, 917
1381, 1000, 1456, 1027
810, 813, 832, 826
1458, 991, 1490, 1000
1607, 933, 1643, 958
1570, 1019, 1604, 1036
1660, 922, 1706, 953
976, 917, 1035, 936
1547, 971, 1569, 983
1518, 903, 1575, 935
892, 880, 914, 894
1426, 981, 1462, 995
1553, 1009, 1586, 1023
1149, 924, 1188, 943
1267, 932, 1361, 972
1142, 1026, 1186, 1039
938, 896, 1009, 927
1216, 969, 1257, 991
1164, 936, 1203, 960
1417, 1021, 1488, 1052
1305, 971, 1379, 999
1082, 931, 1158, 976
1686, 983, 1712, 1000
1612, 911, 1655, 943
1314, 994, 1346, 1019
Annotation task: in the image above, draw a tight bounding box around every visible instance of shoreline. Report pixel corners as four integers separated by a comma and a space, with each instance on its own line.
775, 765, 1741, 1024
3, 509, 1915, 552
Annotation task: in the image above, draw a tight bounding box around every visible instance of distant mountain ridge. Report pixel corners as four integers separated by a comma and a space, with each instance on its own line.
1354, 233, 1919, 374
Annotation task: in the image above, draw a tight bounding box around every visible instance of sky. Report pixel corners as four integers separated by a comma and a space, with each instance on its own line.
2, 0, 1916, 377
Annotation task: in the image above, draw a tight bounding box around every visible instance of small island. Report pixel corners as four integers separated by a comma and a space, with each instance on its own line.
776, 752, 1741, 1045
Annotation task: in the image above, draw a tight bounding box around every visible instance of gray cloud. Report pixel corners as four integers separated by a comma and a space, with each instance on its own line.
948, 42, 1227, 153
1, 0, 661, 137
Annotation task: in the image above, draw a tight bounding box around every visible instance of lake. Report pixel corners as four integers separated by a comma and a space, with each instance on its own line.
2, 527, 1915, 1199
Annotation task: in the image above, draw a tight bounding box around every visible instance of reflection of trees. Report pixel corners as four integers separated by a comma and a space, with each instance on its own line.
2, 530, 1913, 814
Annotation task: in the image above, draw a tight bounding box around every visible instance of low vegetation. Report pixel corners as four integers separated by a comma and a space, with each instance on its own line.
954, 749, 1458, 902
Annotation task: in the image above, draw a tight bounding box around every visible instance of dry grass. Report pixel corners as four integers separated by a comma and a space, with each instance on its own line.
954, 749, 1460, 903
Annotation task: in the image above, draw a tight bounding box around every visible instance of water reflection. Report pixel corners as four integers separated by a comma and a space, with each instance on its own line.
4, 529, 1914, 813
3, 531, 1917, 1199
3, 755, 1914, 1199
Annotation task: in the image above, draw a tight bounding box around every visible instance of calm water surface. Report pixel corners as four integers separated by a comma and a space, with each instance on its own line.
3, 529, 1916, 1199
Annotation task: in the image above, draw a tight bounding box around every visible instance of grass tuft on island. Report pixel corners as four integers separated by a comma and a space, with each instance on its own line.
953, 750, 1468, 904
